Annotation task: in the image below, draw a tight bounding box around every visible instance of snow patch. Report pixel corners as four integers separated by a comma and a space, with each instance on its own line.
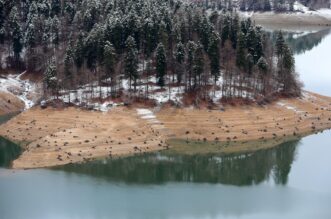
137, 108, 160, 124
277, 101, 304, 114
0, 72, 37, 109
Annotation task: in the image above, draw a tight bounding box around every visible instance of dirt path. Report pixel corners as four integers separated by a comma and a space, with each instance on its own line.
1, 91, 331, 169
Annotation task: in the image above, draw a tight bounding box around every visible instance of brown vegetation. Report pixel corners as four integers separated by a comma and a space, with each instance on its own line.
1, 91, 331, 169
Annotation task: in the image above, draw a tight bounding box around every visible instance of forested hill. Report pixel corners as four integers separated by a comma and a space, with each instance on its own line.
0, 0, 301, 106
192, 0, 330, 11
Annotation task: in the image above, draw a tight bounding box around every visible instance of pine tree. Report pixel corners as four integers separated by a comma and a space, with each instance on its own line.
246, 53, 254, 75
221, 14, 230, 47
257, 56, 268, 94
0, 0, 4, 30
0, 0, 4, 43
25, 23, 37, 48
83, 9, 94, 32
103, 41, 116, 96
200, 16, 211, 50
156, 43, 167, 88
125, 36, 139, 91
280, 45, 299, 95
51, 0, 61, 17
44, 58, 58, 96
64, 2, 75, 23
51, 16, 60, 47
236, 31, 246, 70
64, 42, 74, 102
186, 41, 196, 90
246, 26, 256, 56
264, 0, 272, 11
64, 42, 74, 78
74, 32, 85, 70
208, 32, 220, 84
240, 0, 246, 11
254, 26, 264, 63
9, 7, 22, 66
174, 41, 185, 84
193, 42, 204, 88
230, 14, 240, 49
276, 31, 285, 58
12, 21, 22, 66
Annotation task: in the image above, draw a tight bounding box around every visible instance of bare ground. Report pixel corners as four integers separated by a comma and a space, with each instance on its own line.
1, 91, 331, 169
0, 91, 25, 116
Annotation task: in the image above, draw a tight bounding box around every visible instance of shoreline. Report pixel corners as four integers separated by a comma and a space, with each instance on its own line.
0, 91, 331, 169
240, 11, 331, 26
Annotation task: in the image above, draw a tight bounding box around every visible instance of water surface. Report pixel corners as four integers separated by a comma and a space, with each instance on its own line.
1, 131, 331, 219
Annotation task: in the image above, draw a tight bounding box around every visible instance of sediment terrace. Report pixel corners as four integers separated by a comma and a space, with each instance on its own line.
1, 91, 331, 169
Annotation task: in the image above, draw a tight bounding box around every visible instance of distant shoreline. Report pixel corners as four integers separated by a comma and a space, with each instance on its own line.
240, 11, 331, 26
1, 91, 331, 169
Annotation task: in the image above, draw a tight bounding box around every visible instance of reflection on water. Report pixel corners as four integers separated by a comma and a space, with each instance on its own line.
0, 112, 19, 125
0, 137, 21, 168
285, 29, 331, 55
0, 114, 22, 167
53, 140, 299, 186
1, 132, 331, 219
267, 28, 331, 55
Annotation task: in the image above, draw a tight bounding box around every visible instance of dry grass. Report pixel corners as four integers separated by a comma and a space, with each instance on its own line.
0, 107, 168, 169
157, 91, 331, 146
1, 91, 331, 169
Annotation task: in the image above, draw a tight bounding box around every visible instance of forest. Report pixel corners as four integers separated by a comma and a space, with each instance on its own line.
0, 0, 301, 106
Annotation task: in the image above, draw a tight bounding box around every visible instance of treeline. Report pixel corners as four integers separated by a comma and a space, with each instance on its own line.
0, 0, 301, 104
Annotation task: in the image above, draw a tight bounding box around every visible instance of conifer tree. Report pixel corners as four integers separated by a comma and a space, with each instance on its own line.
208, 32, 220, 84
236, 31, 246, 71
104, 41, 116, 96
51, 0, 61, 17
193, 43, 204, 88
156, 43, 167, 88
44, 58, 58, 96
51, 16, 60, 48
276, 31, 285, 58
186, 41, 196, 90
12, 21, 22, 66
174, 41, 185, 83
74, 32, 85, 70
125, 36, 139, 91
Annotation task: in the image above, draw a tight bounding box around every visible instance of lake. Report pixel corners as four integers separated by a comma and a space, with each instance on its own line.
1, 27, 331, 219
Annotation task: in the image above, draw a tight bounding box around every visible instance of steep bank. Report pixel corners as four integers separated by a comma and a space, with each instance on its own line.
0, 91, 25, 116
0, 91, 331, 169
